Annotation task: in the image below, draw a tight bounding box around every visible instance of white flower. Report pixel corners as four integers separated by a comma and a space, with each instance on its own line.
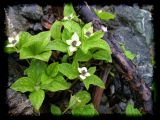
98, 10, 102, 13
84, 26, 93, 38
6, 33, 19, 47
63, 14, 74, 20
78, 67, 90, 80
66, 32, 81, 53
101, 25, 108, 32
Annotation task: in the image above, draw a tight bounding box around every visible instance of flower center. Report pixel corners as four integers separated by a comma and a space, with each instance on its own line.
71, 40, 77, 47
86, 31, 91, 37
12, 40, 17, 44
81, 70, 87, 76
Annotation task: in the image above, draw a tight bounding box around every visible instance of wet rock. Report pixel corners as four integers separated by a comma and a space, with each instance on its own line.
113, 5, 153, 45
21, 4, 43, 21
33, 23, 43, 32
103, 5, 153, 87
7, 89, 35, 116
7, 55, 37, 116
99, 5, 153, 113
5, 5, 31, 36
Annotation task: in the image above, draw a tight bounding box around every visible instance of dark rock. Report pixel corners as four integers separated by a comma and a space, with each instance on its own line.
21, 4, 43, 21
119, 102, 127, 111
7, 89, 36, 116
5, 5, 31, 36
33, 23, 43, 32
103, 5, 153, 87
7, 55, 37, 116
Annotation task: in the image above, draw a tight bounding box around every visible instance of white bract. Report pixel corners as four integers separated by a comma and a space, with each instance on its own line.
84, 26, 94, 38
6, 33, 19, 47
66, 32, 81, 53
63, 14, 74, 20
78, 67, 90, 80
101, 25, 108, 32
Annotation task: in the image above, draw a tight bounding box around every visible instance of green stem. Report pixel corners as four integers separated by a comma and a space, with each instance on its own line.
69, 79, 79, 89
62, 107, 70, 114
26, 59, 31, 65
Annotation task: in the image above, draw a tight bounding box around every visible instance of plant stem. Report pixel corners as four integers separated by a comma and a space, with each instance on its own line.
62, 107, 70, 114
69, 79, 79, 89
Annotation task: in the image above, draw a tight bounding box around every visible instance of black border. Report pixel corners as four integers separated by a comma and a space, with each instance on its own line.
0, 0, 159, 119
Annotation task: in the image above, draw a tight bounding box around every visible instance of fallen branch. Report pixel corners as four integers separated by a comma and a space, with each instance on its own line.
92, 64, 111, 111
75, 3, 152, 113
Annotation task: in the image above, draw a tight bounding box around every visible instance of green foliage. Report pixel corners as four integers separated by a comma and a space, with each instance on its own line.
68, 91, 98, 116
63, 20, 81, 36
41, 76, 71, 92
93, 49, 112, 62
19, 31, 52, 62
120, 44, 136, 60
29, 89, 45, 111
63, 3, 77, 17
94, 9, 116, 21
88, 67, 96, 75
10, 77, 35, 93
68, 91, 91, 109
7, 3, 114, 116
81, 31, 111, 53
74, 49, 92, 62
50, 21, 63, 40
83, 75, 105, 90
125, 103, 142, 116
47, 62, 59, 77
58, 63, 79, 79
72, 104, 98, 117
51, 104, 62, 116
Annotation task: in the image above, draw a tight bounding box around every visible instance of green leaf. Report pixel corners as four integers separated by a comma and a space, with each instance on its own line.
89, 31, 104, 40
50, 21, 62, 39
63, 3, 77, 17
121, 45, 136, 60
10, 77, 35, 93
93, 49, 112, 62
72, 59, 79, 70
94, 9, 116, 21
72, 104, 98, 117
68, 91, 91, 109
21, 31, 51, 51
88, 67, 96, 75
17, 31, 32, 50
40, 72, 52, 85
41, 76, 71, 92
83, 75, 105, 90
81, 30, 111, 53
62, 28, 72, 42
46, 40, 68, 53
125, 103, 142, 116
58, 63, 79, 80
19, 31, 51, 61
47, 62, 59, 77
24, 60, 47, 82
51, 104, 62, 116
74, 49, 92, 62
61, 54, 68, 63
124, 50, 136, 60
29, 89, 45, 111
63, 20, 81, 37
4, 46, 16, 54
82, 22, 93, 39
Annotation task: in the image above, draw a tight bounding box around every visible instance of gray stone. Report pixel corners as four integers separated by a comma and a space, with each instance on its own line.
21, 4, 43, 21
103, 5, 153, 87
5, 5, 31, 36
113, 5, 153, 45
7, 89, 36, 116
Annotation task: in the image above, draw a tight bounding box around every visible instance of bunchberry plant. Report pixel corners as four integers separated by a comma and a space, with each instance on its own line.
5, 3, 114, 116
